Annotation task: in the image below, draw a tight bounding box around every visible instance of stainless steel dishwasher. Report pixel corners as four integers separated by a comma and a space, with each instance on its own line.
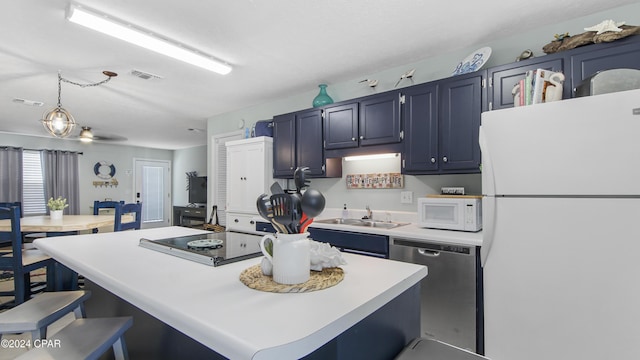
389, 237, 482, 354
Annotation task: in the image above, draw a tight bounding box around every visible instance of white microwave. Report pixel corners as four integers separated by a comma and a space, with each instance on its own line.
417, 196, 482, 232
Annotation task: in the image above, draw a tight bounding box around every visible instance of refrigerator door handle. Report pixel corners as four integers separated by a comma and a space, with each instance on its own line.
480, 195, 496, 267
478, 126, 496, 197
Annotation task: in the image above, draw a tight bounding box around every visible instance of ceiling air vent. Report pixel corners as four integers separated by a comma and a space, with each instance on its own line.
130, 69, 164, 80
12, 98, 44, 106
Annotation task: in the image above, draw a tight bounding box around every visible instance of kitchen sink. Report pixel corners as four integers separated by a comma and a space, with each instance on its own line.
315, 218, 409, 229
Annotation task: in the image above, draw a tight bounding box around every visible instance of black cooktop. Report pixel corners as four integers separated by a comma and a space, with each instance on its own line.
139, 231, 262, 266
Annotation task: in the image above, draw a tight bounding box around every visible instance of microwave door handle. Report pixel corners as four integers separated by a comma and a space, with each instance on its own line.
480, 195, 496, 267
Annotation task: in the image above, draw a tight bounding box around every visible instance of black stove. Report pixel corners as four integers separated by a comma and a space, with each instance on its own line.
139, 231, 262, 266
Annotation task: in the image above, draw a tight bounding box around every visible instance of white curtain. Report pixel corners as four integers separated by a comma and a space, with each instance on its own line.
42, 150, 80, 215
0, 146, 23, 203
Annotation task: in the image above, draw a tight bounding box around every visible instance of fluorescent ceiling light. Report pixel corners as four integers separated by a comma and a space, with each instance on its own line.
344, 153, 399, 161
66, 5, 232, 75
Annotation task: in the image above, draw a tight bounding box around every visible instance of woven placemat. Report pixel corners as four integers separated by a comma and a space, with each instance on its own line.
239, 264, 344, 293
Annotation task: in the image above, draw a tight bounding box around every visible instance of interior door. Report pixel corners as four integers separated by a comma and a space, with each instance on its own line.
134, 159, 171, 229
211, 131, 243, 226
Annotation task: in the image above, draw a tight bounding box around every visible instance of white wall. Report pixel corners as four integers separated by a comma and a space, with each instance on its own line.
172, 145, 207, 206
0, 133, 173, 214
207, 3, 640, 212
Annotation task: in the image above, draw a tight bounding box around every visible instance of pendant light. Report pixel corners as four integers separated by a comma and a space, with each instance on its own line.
40, 70, 117, 139
41, 71, 76, 138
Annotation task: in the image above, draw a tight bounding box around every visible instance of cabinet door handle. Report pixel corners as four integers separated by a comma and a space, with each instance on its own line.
359, 135, 364, 140
430, 157, 436, 164
442, 156, 448, 163
234, 219, 239, 223
351, 137, 356, 141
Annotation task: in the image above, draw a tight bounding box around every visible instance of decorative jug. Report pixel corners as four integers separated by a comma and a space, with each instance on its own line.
260, 232, 310, 284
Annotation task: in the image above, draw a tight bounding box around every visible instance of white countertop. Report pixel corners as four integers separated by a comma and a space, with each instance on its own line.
34, 226, 427, 360
308, 221, 483, 247
300, 208, 482, 247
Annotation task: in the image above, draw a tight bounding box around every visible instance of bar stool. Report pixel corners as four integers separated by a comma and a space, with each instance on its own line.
15, 317, 133, 360
0, 289, 133, 360
0, 290, 90, 340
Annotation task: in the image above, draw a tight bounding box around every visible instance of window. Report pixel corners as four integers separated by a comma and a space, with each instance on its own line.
22, 150, 46, 215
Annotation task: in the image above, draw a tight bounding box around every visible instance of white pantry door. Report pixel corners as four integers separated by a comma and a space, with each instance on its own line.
134, 159, 171, 229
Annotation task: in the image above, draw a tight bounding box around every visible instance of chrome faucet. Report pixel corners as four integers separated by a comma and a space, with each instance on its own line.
365, 205, 372, 220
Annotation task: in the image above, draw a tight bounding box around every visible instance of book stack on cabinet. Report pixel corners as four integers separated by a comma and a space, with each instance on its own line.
513, 68, 565, 106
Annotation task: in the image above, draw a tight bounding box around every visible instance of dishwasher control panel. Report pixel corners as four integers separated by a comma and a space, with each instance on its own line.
392, 238, 471, 255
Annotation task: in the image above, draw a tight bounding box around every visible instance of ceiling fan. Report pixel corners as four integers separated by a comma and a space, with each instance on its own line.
76, 126, 127, 143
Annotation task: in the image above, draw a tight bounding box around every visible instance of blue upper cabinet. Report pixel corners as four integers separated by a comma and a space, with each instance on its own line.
323, 103, 359, 150
402, 82, 438, 172
274, 35, 640, 178
438, 73, 484, 172
568, 36, 640, 96
272, 112, 296, 178
273, 109, 342, 179
324, 92, 402, 151
487, 35, 640, 110
295, 109, 325, 176
402, 72, 484, 175
358, 92, 402, 147
487, 54, 565, 111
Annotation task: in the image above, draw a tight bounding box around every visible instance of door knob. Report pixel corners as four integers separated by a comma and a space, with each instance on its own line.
442, 156, 448, 163
430, 157, 436, 164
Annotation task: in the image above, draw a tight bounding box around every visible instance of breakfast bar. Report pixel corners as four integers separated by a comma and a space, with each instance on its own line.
34, 226, 427, 359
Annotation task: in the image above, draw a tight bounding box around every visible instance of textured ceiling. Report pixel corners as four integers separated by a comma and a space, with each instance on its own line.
0, 0, 636, 149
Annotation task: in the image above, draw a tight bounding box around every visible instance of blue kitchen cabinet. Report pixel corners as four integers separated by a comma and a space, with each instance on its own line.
324, 92, 402, 152
358, 91, 403, 147
323, 102, 359, 150
487, 53, 565, 111
402, 72, 484, 174
273, 109, 341, 179
487, 35, 640, 110
295, 109, 326, 176
402, 82, 438, 172
272, 112, 296, 178
568, 35, 640, 96
308, 228, 389, 258
438, 73, 484, 172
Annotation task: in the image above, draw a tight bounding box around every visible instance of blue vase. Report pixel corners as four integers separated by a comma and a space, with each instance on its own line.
312, 84, 334, 108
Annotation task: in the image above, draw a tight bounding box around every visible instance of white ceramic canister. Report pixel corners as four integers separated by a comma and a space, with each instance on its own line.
260, 232, 310, 284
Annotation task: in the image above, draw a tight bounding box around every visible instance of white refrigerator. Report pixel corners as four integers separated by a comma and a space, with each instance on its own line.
479, 88, 640, 360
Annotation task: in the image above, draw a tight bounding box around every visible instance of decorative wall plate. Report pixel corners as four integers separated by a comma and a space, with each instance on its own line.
452, 47, 492, 76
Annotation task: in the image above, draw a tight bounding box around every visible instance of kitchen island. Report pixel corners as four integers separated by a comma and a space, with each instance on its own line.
34, 226, 427, 359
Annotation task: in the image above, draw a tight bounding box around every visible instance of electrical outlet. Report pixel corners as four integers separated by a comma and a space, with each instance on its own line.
400, 191, 413, 204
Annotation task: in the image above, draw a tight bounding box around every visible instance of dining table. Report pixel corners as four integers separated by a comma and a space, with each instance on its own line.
0, 214, 122, 233
0, 214, 133, 290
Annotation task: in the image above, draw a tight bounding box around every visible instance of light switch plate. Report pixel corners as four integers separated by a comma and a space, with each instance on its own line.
400, 191, 413, 204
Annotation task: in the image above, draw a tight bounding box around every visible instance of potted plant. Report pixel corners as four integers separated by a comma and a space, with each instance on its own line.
48, 196, 68, 220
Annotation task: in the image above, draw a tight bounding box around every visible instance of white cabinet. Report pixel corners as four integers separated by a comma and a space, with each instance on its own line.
225, 232, 262, 258
225, 137, 277, 231
226, 213, 257, 234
